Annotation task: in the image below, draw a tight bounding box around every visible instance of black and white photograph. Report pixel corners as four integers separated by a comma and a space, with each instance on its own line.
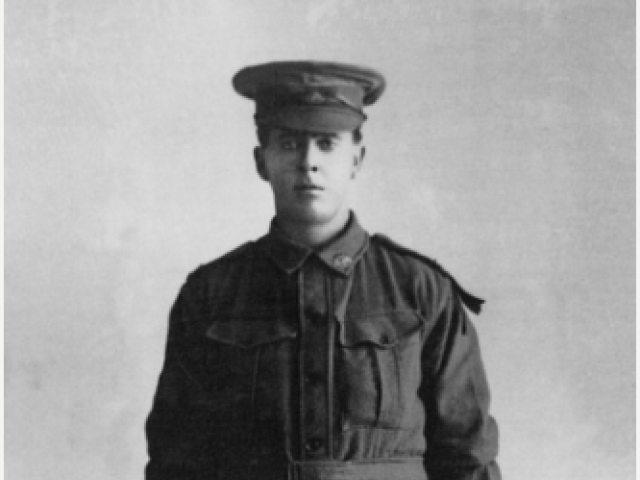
5, 1, 635, 479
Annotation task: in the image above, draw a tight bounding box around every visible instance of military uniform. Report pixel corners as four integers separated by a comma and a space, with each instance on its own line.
145, 61, 500, 480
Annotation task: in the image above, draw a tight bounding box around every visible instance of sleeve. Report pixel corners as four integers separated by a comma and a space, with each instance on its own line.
144, 283, 218, 479
420, 280, 501, 480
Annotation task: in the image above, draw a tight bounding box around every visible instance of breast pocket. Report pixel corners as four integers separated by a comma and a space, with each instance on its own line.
338, 310, 425, 430
177, 316, 298, 416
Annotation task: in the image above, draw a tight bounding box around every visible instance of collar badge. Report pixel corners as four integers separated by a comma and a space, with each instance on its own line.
332, 253, 353, 270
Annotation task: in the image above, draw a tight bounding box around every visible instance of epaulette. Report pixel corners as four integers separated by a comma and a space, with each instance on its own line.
372, 234, 485, 315
188, 241, 255, 280
218, 241, 255, 261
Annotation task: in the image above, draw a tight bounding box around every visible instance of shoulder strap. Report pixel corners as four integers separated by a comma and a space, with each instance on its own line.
373, 234, 485, 315
221, 241, 255, 260
188, 241, 255, 282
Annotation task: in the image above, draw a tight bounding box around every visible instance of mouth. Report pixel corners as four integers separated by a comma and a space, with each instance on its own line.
294, 183, 324, 192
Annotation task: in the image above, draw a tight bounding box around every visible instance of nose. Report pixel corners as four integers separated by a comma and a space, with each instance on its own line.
298, 141, 319, 173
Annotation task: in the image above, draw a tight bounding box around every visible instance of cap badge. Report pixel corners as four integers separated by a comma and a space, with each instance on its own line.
305, 91, 326, 104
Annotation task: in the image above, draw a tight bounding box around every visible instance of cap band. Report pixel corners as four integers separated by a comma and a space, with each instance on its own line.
255, 106, 365, 133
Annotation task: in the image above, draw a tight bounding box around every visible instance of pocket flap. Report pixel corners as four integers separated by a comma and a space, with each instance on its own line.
206, 317, 297, 349
339, 311, 424, 348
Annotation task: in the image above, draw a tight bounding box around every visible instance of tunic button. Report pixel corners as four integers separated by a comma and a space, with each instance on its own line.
304, 438, 323, 454
304, 371, 323, 386
304, 306, 324, 324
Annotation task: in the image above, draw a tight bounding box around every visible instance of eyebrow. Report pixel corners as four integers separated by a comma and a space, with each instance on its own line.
276, 129, 339, 140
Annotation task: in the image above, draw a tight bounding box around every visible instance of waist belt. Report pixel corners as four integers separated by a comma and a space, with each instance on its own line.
288, 458, 426, 480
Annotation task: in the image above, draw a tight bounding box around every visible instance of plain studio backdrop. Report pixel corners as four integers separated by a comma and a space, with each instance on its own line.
5, 1, 635, 479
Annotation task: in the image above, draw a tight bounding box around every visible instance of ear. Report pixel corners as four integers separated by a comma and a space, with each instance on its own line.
351, 146, 366, 179
254, 147, 269, 181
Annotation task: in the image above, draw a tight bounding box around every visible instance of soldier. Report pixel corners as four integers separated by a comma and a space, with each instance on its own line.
145, 61, 501, 480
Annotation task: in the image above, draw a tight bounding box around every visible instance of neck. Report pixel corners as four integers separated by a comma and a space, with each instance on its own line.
276, 211, 351, 249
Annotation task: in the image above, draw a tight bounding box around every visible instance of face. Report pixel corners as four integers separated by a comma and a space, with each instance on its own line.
254, 128, 365, 228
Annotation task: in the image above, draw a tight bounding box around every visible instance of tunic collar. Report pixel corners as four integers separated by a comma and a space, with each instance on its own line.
258, 212, 369, 276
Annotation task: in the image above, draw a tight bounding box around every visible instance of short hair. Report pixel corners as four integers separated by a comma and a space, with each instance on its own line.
257, 126, 363, 148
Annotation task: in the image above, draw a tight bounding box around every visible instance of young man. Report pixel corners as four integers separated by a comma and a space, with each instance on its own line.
145, 61, 501, 480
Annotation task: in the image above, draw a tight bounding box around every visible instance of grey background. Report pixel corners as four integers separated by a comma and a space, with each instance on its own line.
6, 1, 635, 479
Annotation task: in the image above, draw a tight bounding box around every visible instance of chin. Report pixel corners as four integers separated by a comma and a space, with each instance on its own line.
285, 207, 336, 226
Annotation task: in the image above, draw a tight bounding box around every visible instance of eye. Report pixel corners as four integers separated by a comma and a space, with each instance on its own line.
280, 137, 299, 151
317, 138, 336, 152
